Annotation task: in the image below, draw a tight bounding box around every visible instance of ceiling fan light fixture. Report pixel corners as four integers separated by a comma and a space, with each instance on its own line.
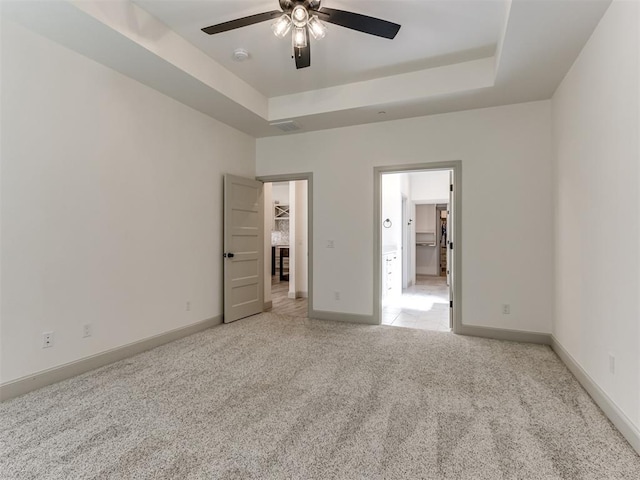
292, 27, 307, 48
202, 0, 401, 69
308, 15, 326, 40
272, 14, 292, 38
291, 5, 309, 27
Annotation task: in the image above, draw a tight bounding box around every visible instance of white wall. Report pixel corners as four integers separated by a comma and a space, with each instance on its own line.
381, 173, 414, 289
271, 183, 289, 205
552, 0, 640, 430
381, 174, 402, 253
410, 202, 417, 286
381, 174, 403, 296
293, 180, 308, 297
263, 183, 273, 305
288, 183, 297, 299
0, 21, 256, 383
257, 100, 554, 333
415, 205, 436, 233
410, 171, 450, 203
400, 174, 413, 288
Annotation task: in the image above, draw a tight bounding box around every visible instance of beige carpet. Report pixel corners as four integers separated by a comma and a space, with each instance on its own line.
1, 313, 639, 479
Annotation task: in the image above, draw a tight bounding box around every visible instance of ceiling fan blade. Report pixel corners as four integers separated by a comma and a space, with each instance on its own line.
202, 10, 282, 35
317, 7, 400, 39
294, 44, 311, 69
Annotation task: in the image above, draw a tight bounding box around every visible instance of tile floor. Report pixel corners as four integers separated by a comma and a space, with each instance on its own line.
268, 275, 448, 329
382, 275, 451, 331
269, 277, 309, 318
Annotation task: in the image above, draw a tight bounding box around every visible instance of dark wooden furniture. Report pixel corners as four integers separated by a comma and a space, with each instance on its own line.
271, 245, 290, 281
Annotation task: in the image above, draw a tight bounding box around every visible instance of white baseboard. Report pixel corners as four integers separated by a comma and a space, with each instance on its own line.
551, 335, 640, 455
0, 315, 222, 402
6, 314, 636, 459
310, 309, 376, 325
457, 324, 552, 345
286, 291, 308, 299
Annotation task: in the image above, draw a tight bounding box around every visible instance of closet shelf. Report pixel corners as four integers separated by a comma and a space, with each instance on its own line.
416, 242, 437, 247
274, 204, 290, 219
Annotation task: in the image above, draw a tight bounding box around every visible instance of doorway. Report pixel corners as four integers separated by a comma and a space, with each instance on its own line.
258, 174, 313, 319
374, 162, 461, 333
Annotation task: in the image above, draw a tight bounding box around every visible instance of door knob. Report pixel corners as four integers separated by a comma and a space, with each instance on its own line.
223, 253, 235, 258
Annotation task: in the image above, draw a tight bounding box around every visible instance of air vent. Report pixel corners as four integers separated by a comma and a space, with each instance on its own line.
270, 120, 301, 132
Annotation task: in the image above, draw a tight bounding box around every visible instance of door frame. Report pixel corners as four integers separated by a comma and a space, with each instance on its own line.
256, 172, 313, 319
373, 161, 462, 333
401, 195, 412, 289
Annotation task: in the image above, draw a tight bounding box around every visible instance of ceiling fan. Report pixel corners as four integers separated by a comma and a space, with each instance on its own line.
201, 0, 401, 69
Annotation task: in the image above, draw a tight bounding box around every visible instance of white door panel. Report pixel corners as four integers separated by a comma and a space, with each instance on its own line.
224, 174, 264, 323
448, 170, 453, 329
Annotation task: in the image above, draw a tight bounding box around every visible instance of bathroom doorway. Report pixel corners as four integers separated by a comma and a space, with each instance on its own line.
374, 163, 460, 333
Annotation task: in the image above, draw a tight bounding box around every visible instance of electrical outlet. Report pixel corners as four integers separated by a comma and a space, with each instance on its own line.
609, 353, 615, 374
186, 301, 191, 312
42, 332, 54, 348
502, 304, 511, 315
83, 323, 92, 338
334, 291, 340, 301
326, 240, 335, 249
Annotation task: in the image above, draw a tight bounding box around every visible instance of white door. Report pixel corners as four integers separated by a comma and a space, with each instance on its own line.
402, 196, 409, 289
448, 170, 454, 328
224, 174, 264, 323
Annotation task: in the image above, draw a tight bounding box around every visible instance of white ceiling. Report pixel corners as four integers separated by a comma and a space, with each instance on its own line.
5, 0, 612, 137
132, 0, 508, 97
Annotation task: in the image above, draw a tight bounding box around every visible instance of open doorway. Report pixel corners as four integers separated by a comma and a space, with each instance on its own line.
375, 163, 460, 332
261, 178, 310, 318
